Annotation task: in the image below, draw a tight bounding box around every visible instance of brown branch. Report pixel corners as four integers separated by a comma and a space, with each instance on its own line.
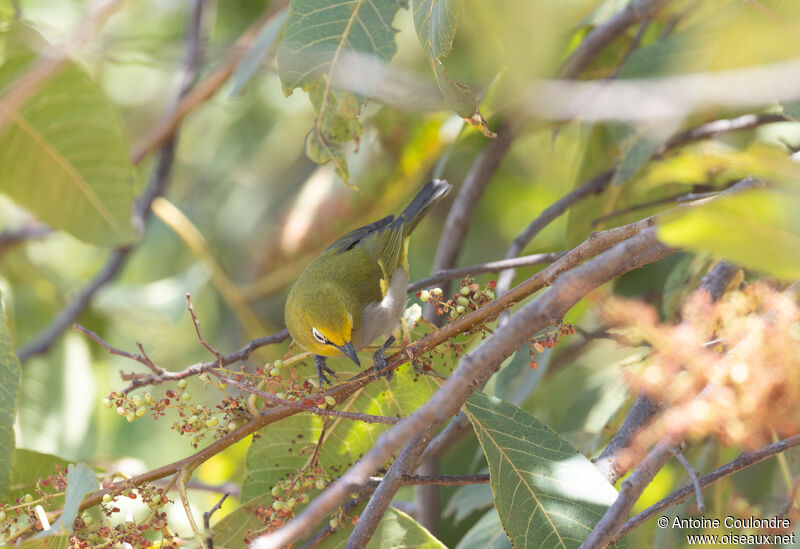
128, 0, 290, 164
0, 223, 51, 255
252, 226, 678, 548
590, 189, 721, 226
558, 0, 677, 79
204, 491, 230, 549
615, 434, 800, 543
186, 293, 223, 360
407, 252, 563, 293
17, 0, 208, 363
657, 113, 789, 155
671, 447, 704, 513
593, 259, 741, 484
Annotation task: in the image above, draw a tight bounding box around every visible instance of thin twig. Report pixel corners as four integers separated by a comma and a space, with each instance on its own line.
590, 190, 721, 226
74, 324, 163, 375
407, 252, 564, 293
0, 223, 51, 255
178, 467, 202, 539
186, 293, 223, 359
670, 447, 705, 513
204, 491, 230, 549
616, 434, 800, 542
208, 370, 401, 424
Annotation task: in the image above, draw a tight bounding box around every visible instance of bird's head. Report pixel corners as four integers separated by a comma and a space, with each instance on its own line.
284, 282, 361, 366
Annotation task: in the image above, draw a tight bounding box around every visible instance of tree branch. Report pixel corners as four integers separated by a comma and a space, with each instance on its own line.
616, 434, 800, 543
558, 0, 677, 79
253, 226, 677, 548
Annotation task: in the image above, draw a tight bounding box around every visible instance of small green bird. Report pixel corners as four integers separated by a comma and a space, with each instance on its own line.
285, 179, 452, 386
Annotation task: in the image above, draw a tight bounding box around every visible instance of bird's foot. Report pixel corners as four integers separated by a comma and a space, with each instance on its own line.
372, 335, 395, 381
314, 355, 337, 387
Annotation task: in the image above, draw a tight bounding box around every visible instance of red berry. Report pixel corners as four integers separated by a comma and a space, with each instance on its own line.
166, 390, 175, 398
129, 493, 137, 499
415, 291, 422, 298
488, 280, 497, 288
529, 361, 538, 370
304, 399, 312, 406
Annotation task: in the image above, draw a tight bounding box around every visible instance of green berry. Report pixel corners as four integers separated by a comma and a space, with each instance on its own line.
102, 397, 112, 409
324, 395, 336, 406
329, 518, 338, 529
191, 435, 200, 445
0, 510, 6, 521
135, 406, 147, 418
457, 296, 470, 307
177, 379, 188, 389
449, 309, 457, 318
431, 288, 443, 296
456, 305, 465, 314
116, 406, 126, 415
460, 286, 471, 296
227, 421, 238, 432
272, 501, 284, 511
273, 359, 284, 368
181, 392, 192, 402
189, 415, 199, 424
22, 494, 33, 503
102, 494, 113, 503
286, 497, 296, 509
315, 478, 326, 490
126, 412, 136, 422
269, 368, 280, 377
144, 392, 153, 405
298, 494, 309, 503
419, 290, 430, 302
205, 417, 219, 428
83, 515, 95, 526
132, 395, 142, 407
271, 485, 282, 497
485, 289, 495, 300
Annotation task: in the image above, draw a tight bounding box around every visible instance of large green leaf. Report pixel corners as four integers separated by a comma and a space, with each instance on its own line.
212, 493, 271, 549
464, 392, 619, 549
316, 507, 446, 549
240, 362, 440, 501
454, 508, 511, 549
0, 291, 21, 500
7, 449, 70, 504
658, 188, 800, 280
277, 0, 407, 182
0, 23, 137, 246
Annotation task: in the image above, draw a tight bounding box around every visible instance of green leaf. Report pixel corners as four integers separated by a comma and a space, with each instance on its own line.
0, 291, 21, 500
658, 188, 800, 280
211, 493, 271, 549
17, 535, 70, 549
231, 8, 289, 96
0, 24, 137, 247
782, 101, 800, 122
8, 449, 70, 504
411, 0, 493, 136
317, 507, 446, 549
611, 133, 663, 187
38, 463, 97, 537
240, 363, 440, 501
443, 478, 493, 524
464, 392, 619, 549
454, 508, 511, 549
277, 0, 407, 182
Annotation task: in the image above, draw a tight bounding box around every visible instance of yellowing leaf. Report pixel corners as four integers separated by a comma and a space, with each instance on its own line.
658, 189, 800, 280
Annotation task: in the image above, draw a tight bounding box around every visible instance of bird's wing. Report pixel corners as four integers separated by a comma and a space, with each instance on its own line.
322, 215, 404, 298
323, 215, 394, 254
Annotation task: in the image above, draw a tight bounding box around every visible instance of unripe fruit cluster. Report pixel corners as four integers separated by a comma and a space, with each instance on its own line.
416, 278, 497, 320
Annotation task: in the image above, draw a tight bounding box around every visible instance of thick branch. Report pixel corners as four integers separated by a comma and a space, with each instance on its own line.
616, 434, 800, 542
253, 227, 677, 548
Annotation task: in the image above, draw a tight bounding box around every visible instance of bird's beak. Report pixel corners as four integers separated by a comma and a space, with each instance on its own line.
335, 341, 361, 367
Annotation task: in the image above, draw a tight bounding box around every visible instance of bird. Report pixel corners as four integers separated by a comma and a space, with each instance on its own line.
284, 179, 452, 386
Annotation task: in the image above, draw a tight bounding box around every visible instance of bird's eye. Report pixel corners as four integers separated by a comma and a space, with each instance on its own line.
312, 328, 328, 344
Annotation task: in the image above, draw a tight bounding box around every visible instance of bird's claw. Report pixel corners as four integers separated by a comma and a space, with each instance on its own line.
372, 335, 395, 381
314, 355, 337, 387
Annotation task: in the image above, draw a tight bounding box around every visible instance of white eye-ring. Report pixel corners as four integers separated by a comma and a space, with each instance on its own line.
312, 328, 328, 344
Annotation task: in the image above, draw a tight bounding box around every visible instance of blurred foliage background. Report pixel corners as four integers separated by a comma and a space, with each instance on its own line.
2, 0, 800, 546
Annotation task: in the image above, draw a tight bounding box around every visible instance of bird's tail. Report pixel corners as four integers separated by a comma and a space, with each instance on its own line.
397, 179, 452, 236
